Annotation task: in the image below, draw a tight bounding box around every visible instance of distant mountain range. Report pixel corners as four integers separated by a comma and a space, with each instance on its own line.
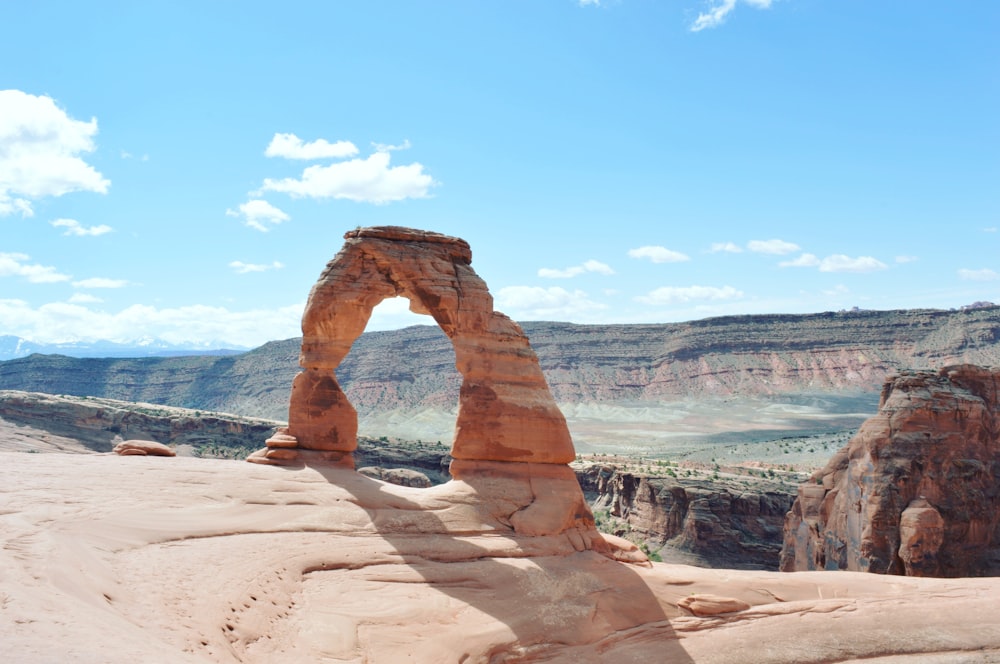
2, 307, 999, 449
0, 335, 248, 361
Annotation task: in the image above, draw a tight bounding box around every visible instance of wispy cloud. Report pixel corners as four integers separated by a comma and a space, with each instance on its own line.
229, 260, 285, 274
958, 268, 999, 281
265, 133, 359, 160
538, 259, 614, 279
578, 0, 601, 6
635, 285, 743, 305
781, 253, 888, 273
50, 218, 113, 237
68, 293, 102, 304
984, 227, 998, 233
0, 252, 71, 283
0, 298, 305, 348
895, 255, 918, 264
691, 0, 773, 32
627, 246, 690, 263
710, 242, 743, 253
73, 277, 128, 289
748, 239, 800, 255
226, 199, 290, 232
0, 90, 109, 217
496, 286, 606, 320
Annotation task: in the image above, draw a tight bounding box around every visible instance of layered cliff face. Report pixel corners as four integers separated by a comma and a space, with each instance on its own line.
1, 308, 998, 426
578, 465, 795, 570
780, 364, 1000, 577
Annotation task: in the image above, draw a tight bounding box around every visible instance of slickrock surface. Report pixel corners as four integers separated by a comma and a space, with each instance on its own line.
781, 364, 1000, 576
3, 451, 1000, 663
113, 439, 176, 456
251, 226, 574, 465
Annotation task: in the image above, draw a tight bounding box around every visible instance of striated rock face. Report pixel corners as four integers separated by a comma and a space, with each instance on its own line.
780, 364, 1000, 577
250, 226, 574, 466
578, 465, 795, 569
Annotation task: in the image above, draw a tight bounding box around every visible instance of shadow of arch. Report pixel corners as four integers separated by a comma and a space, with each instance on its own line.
252, 226, 575, 466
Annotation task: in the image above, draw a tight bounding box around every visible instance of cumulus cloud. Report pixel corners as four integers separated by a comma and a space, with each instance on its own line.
538, 259, 615, 279
68, 293, 102, 304
226, 199, 290, 232
0, 90, 109, 217
780, 253, 888, 273
259, 150, 437, 204
50, 218, 112, 237
779, 253, 820, 268
958, 268, 999, 281
636, 285, 743, 305
818, 255, 888, 273
691, 0, 773, 32
265, 133, 359, 160
710, 242, 743, 253
748, 239, 800, 255
73, 277, 128, 289
0, 298, 305, 348
495, 286, 607, 320
0, 252, 71, 283
627, 246, 690, 263
229, 260, 284, 274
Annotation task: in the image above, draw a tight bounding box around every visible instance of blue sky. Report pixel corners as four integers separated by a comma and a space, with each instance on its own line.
2, 0, 998, 348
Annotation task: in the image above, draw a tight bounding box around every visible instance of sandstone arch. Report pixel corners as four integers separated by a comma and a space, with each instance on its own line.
249, 226, 575, 466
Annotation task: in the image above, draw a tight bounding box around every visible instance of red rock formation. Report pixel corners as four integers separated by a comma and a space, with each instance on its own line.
113, 439, 175, 456
248, 226, 574, 466
780, 364, 1000, 577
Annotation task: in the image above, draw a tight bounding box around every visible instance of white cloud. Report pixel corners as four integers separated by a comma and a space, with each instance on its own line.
780, 253, 820, 268
627, 245, 690, 263
579, 0, 601, 5
73, 277, 128, 289
691, 0, 773, 32
983, 227, 997, 233
538, 259, 615, 278
226, 199, 290, 232
51, 218, 113, 237
0, 90, 109, 217
780, 253, 888, 273
748, 239, 800, 255
372, 139, 412, 153
259, 150, 437, 204
229, 260, 285, 274
635, 285, 743, 305
895, 255, 918, 264
710, 242, 743, 253
495, 286, 606, 320
958, 268, 1000, 282
68, 293, 102, 304
367, 296, 436, 330
265, 133, 359, 160
822, 284, 850, 297
0, 252, 71, 283
0, 299, 306, 348
818, 255, 888, 273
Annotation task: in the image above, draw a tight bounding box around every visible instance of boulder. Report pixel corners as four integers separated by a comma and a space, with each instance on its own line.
113, 439, 175, 457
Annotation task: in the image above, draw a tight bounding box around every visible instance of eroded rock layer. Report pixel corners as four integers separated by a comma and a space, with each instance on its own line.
250, 226, 574, 466
780, 364, 1000, 576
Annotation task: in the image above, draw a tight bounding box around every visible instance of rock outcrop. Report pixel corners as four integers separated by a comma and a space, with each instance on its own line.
249, 226, 574, 466
113, 439, 176, 456
578, 464, 795, 569
780, 364, 1000, 576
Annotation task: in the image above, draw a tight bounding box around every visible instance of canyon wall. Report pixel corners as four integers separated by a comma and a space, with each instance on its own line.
780, 365, 1000, 577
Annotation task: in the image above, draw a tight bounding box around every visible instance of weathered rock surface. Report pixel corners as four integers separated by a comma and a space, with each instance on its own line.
4, 451, 1000, 663
579, 464, 795, 570
252, 226, 574, 466
113, 439, 176, 456
0, 390, 280, 454
780, 364, 1000, 576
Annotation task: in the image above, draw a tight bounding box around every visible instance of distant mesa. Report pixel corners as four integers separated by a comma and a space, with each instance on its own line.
781, 364, 1000, 577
